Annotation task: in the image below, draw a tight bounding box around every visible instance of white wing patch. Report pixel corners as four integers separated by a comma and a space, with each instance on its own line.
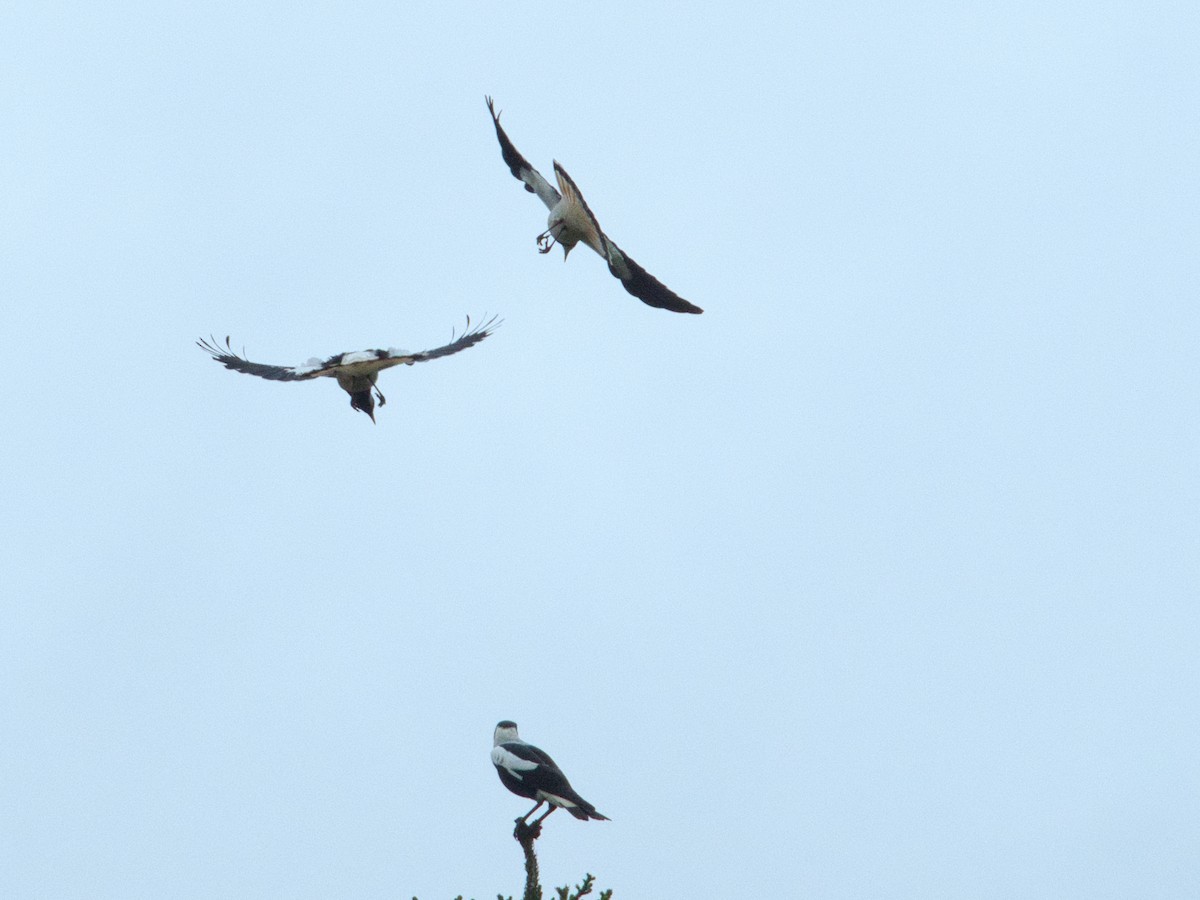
338, 350, 380, 366
492, 745, 539, 778
292, 359, 326, 376
604, 243, 630, 280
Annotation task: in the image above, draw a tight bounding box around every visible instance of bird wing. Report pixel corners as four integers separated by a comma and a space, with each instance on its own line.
552, 162, 608, 257
492, 743, 541, 777
551, 162, 704, 315
494, 741, 605, 818
198, 317, 498, 382
486, 96, 561, 210
602, 240, 704, 314
197, 336, 331, 381
494, 742, 579, 796
405, 314, 500, 363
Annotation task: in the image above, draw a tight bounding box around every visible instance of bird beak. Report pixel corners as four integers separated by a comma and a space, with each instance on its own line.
367, 410, 376, 424
562, 244, 572, 260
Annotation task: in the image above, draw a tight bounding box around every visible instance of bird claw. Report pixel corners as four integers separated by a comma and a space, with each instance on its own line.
536, 230, 556, 254
513, 818, 542, 841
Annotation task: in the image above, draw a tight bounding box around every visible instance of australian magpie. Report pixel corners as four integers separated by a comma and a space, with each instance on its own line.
486, 97, 703, 315
197, 315, 498, 422
492, 720, 610, 826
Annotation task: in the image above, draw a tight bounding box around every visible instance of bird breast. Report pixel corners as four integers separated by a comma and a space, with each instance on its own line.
548, 201, 584, 250
335, 371, 377, 393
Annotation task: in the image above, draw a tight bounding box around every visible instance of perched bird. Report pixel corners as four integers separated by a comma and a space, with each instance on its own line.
486, 96, 703, 315
491, 720, 610, 826
198, 316, 498, 422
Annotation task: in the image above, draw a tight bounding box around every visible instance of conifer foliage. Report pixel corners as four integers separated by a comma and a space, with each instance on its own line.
414, 818, 612, 900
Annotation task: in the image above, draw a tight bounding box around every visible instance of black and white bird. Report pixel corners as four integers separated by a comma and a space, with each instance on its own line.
198, 316, 498, 422
486, 97, 703, 315
491, 721, 610, 826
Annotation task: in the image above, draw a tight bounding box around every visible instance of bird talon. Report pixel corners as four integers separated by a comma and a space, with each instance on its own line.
513, 819, 542, 841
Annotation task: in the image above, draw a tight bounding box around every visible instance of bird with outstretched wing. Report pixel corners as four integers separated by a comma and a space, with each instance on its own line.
486, 96, 703, 315
198, 315, 499, 422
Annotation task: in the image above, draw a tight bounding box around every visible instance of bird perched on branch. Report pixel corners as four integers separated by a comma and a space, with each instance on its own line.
197, 315, 498, 422
492, 721, 610, 827
486, 96, 703, 315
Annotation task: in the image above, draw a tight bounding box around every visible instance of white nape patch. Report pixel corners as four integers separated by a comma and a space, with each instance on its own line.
492, 745, 538, 776
538, 791, 576, 808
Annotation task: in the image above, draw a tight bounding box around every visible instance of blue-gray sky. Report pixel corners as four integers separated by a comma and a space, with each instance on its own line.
3, 2, 1198, 897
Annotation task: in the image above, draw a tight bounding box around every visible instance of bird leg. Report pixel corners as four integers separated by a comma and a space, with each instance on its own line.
529, 804, 558, 827
517, 800, 543, 824
536, 228, 558, 254
373, 385, 386, 406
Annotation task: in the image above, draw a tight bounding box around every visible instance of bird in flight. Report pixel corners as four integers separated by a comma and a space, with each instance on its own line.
486, 96, 703, 315
197, 315, 498, 423
492, 720, 610, 827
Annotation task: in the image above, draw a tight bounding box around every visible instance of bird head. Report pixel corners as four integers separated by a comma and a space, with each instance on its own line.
349, 390, 376, 423
494, 720, 520, 745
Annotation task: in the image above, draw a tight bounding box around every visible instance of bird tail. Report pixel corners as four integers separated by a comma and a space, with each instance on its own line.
569, 799, 610, 821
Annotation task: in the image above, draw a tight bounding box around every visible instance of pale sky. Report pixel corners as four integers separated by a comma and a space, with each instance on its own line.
3, 2, 1198, 898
